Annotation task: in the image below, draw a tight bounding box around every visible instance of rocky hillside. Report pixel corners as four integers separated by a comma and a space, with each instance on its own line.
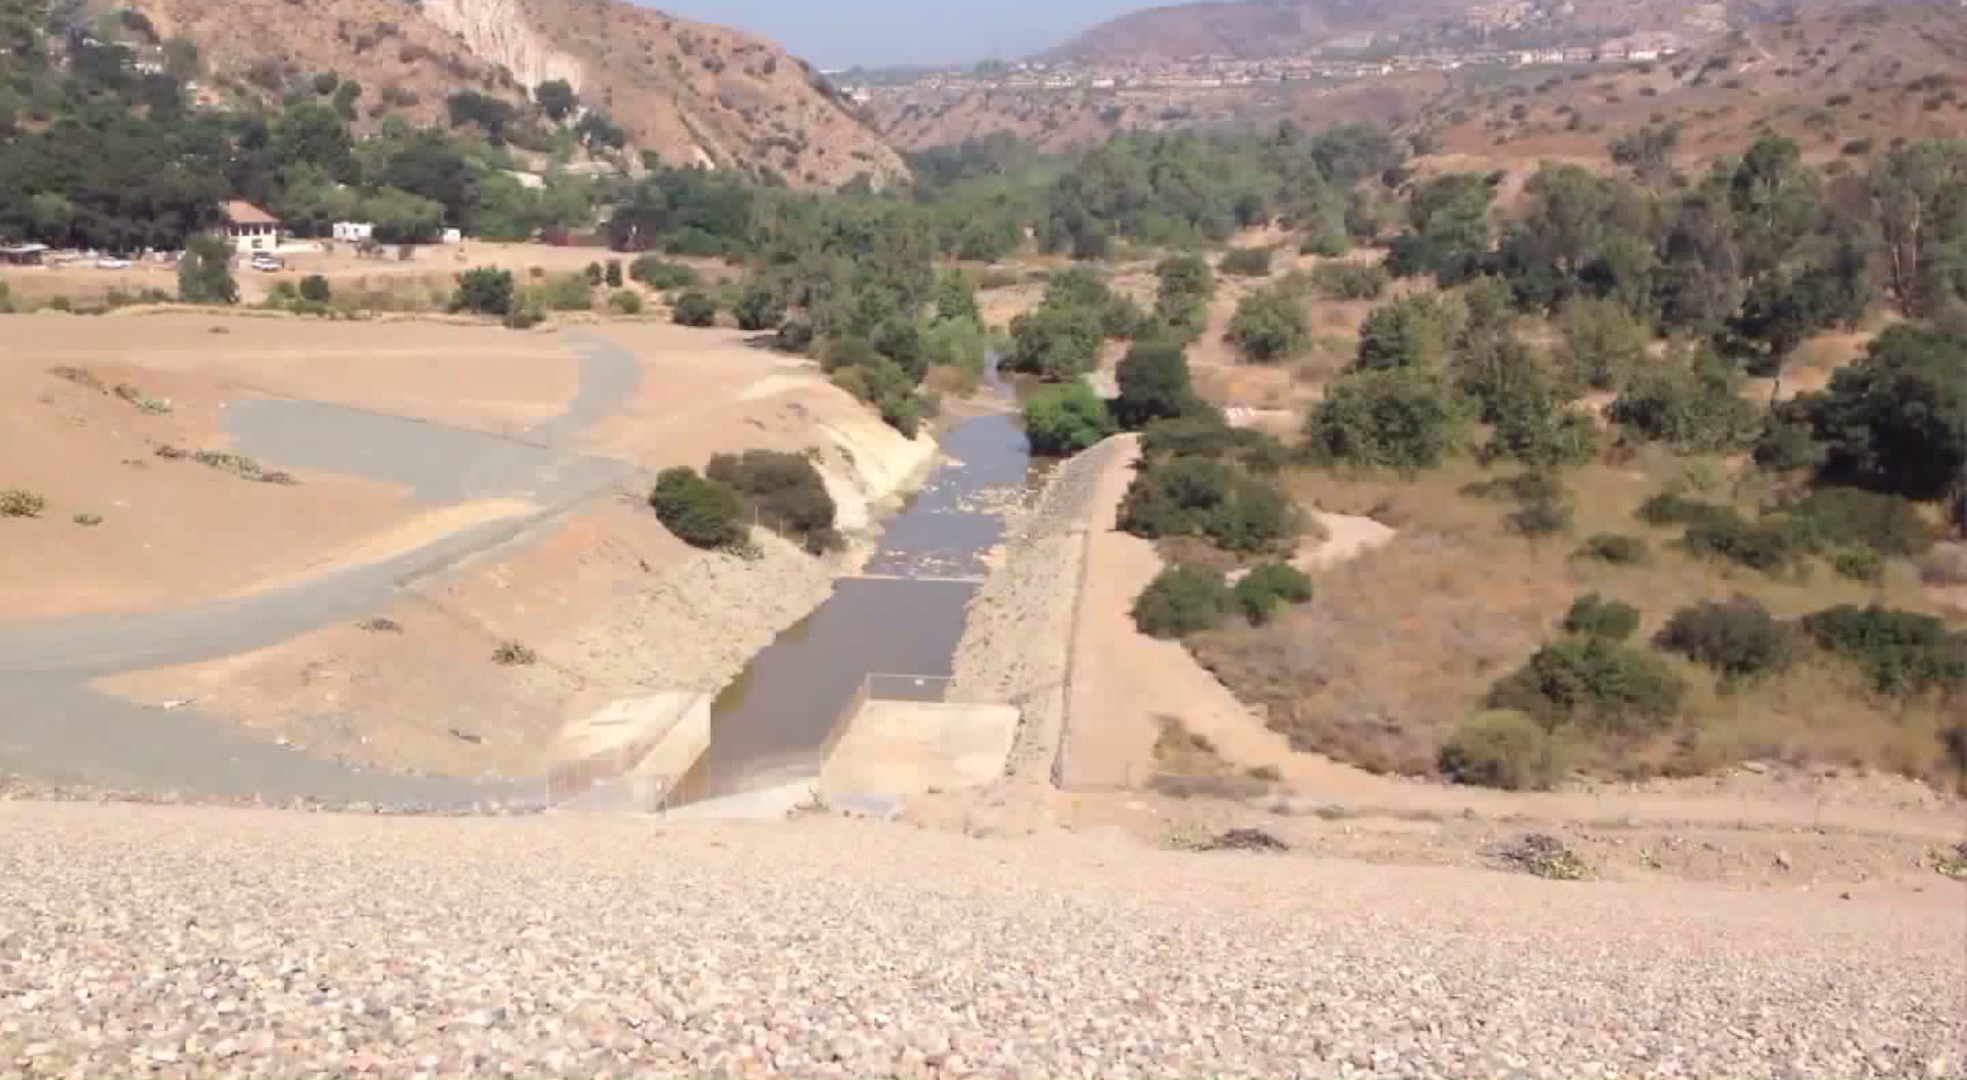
1044, 0, 1731, 61
134, 0, 907, 187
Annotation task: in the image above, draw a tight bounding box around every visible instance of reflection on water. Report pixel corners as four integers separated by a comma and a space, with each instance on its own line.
670, 405, 1033, 802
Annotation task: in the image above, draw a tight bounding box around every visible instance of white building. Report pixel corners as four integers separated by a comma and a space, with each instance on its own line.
332, 221, 374, 242
219, 201, 281, 253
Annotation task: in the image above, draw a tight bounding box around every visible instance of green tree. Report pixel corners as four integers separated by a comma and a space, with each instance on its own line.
1131, 564, 1232, 638
1871, 138, 1967, 316
1793, 324, 1967, 501
298, 274, 331, 302
1006, 302, 1101, 380
1022, 382, 1115, 455
1304, 368, 1465, 473
934, 271, 979, 324
1153, 253, 1214, 340
534, 78, 579, 122
1113, 340, 1200, 429
1389, 172, 1493, 284
1608, 348, 1761, 452
1557, 296, 1649, 390
1226, 285, 1307, 363
271, 101, 356, 182
734, 278, 787, 331
1355, 293, 1466, 371
176, 235, 237, 304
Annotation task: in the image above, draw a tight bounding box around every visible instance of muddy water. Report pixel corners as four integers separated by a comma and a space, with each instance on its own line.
671, 401, 1036, 801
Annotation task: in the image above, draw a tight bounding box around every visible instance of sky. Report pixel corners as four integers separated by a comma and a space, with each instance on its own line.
642, 0, 1153, 68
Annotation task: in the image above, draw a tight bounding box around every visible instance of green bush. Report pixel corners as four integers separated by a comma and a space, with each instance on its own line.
1233, 562, 1314, 625
734, 279, 787, 331
1355, 293, 1466, 371
1636, 492, 1735, 529
1682, 512, 1808, 575
1831, 545, 1884, 583
1022, 382, 1115, 456
584, 261, 604, 285
776, 319, 815, 352
1308, 262, 1389, 300
452, 267, 515, 316
1801, 604, 1967, 696
1562, 594, 1640, 641
1113, 340, 1201, 429
1304, 368, 1465, 474
604, 259, 624, 288
1153, 254, 1215, 340
1656, 597, 1795, 682
1226, 285, 1308, 362
607, 289, 643, 315
628, 256, 700, 291
1574, 533, 1650, 565
1219, 246, 1274, 277
671, 290, 718, 327
1439, 710, 1563, 790
648, 466, 747, 549
1131, 564, 1233, 638
1117, 454, 1298, 553
1607, 353, 1760, 452
1506, 500, 1573, 537
1556, 297, 1649, 390
1785, 487, 1938, 557
298, 275, 332, 303
706, 449, 840, 554
1487, 634, 1686, 734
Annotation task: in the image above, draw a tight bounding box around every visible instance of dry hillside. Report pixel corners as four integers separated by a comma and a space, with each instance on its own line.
1043, 0, 1729, 62
133, 0, 907, 187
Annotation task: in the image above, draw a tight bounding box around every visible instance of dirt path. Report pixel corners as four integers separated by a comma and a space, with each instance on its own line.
0, 332, 648, 804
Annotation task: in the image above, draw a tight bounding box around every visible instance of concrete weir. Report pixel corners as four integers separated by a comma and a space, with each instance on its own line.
547, 693, 710, 812
820, 699, 1020, 803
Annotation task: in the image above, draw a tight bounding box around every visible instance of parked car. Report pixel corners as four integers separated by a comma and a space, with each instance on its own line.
249, 254, 281, 272
94, 257, 130, 269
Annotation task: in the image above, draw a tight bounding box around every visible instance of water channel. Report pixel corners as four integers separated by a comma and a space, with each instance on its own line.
670, 377, 1041, 801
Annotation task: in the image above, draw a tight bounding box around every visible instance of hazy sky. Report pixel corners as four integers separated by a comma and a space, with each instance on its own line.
644, 0, 1152, 68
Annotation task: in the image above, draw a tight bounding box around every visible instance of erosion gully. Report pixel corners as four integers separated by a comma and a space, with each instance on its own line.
669, 372, 1045, 803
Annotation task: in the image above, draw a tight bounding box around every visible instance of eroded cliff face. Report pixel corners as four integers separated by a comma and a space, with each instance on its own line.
420, 0, 584, 92
139, 0, 907, 188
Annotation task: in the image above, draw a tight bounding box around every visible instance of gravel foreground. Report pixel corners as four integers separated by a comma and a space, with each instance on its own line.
2, 802, 1962, 1080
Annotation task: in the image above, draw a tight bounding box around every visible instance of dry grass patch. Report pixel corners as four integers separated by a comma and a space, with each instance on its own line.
1186, 450, 1962, 784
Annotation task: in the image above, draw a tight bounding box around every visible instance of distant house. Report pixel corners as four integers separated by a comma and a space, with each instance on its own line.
332, 221, 375, 242
219, 201, 281, 253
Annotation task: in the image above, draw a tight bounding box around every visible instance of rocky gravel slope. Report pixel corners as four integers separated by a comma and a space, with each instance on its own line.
2, 800, 1960, 1079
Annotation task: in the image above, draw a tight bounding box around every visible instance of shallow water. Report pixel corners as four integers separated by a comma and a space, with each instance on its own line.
671, 402, 1036, 801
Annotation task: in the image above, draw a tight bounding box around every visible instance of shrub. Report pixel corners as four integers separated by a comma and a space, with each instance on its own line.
1608, 354, 1760, 452
734, 280, 787, 331
1226, 286, 1308, 362
1131, 565, 1232, 638
1022, 382, 1115, 456
776, 318, 815, 352
1, 490, 47, 518
671, 290, 718, 326
1794, 325, 1967, 502
607, 289, 643, 315
1785, 487, 1937, 557
1506, 500, 1573, 537
1118, 454, 1298, 553
648, 466, 746, 549
1308, 262, 1389, 300
1831, 545, 1885, 583
1682, 512, 1808, 575
1487, 634, 1686, 734
1304, 369, 1465, 474
298, 275, 332, 303
1233, 562, 1314, 625
491, 640, 538, 666
604, 259, 624, 288
1801, 604, 1967, 696
1753, 417, 1825, 474
1153, 254, 1215, 339
1656, 597, 1795, 681
1575, 533, 1650, 565
1439, 711, 1563, 790
1219, 246, 1273, 277
584, 261, 604, 286
1462, 472, 1563, 504
1636, 492, 1734, 529
452, 267, 514, 316
1557, 297, 1648, 390
629, 256, 700, 291
706, 449, 840, 553
1562, 594, 1640, 642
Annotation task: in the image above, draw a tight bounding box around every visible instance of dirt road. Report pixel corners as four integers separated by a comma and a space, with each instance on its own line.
0, 333, 645, 804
